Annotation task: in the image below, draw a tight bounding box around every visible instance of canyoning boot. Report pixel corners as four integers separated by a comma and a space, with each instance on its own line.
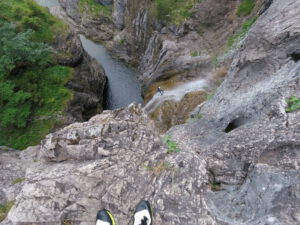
133, 200, 153, 225
96, 209, 116, 225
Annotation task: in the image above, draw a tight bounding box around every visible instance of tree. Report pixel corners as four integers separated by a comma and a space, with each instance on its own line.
0, 21, 50, 128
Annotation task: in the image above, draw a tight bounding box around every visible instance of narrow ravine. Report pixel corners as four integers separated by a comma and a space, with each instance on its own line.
35, 0, 143, 110
79, 36, 143, 109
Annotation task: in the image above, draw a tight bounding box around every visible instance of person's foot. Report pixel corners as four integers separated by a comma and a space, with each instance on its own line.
96, 209, 116, 225
133, 200, 152, 225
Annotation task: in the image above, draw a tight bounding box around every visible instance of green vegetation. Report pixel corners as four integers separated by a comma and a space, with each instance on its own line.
190, 50, 200, 57
285, 96, 300, 113
12, 177, 25, 185
227, 16, 257, 48
163, 135, 180, 154
152, 0, 200, 25
236, 0, 255, 17
206, 88, 218, 101
79, 0, 111, 17
209, 182, 221, 192
0, 0, 67, 43
0, 201, 14, 222
0, 0, 73, 149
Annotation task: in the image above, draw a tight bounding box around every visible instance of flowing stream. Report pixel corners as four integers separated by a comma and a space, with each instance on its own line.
144, 79, 210, 113
35, 0, 143, 110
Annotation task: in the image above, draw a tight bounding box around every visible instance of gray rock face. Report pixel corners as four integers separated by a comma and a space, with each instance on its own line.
113, 0, 126, 30
67, 50, 106, 122
1, 105, 216, 225
53, 32, 106, 123
169, 0, 300, 224
2, 0, 300, 225
0, 146, 38, 204
58, 0, 114, 41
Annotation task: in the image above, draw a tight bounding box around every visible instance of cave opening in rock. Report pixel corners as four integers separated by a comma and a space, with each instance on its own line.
290, 52, 300, 62
224, 117, 248, 133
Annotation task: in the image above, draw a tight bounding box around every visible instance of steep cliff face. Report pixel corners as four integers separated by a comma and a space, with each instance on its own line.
54, 0, 274, 131
1, 0, 300, 224
108, 0, 270, 131
58, 0, 114, 41
53, 27, 106, 124
169, 0, 300, 223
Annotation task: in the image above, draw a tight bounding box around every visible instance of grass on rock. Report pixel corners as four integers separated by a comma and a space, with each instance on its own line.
79, 0, 111, 17
152, 0, 201, 25
227, 16, 257, 48
0, 201, 14, 222
236, 0, 255, 17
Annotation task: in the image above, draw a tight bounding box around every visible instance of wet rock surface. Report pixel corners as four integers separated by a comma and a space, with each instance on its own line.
147, 91, 208, 133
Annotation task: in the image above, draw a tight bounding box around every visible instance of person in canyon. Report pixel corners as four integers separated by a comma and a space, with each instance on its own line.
96, 200, 153, 225
157, 87, 164, 95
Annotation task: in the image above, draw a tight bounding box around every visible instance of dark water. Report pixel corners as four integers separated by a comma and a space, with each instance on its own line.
35, 0, 143, 110
79, 36, 143, 109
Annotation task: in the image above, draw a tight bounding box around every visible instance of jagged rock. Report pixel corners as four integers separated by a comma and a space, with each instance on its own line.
58, 0, 114, 41
169, 0, 300, 224
54, 31, 84, 67
2, 1, 300, 225
1, 104, 216, 225
0, 147, 38, 204
113, 0, 127, 30
51, 27, 106, 123
66, 50, 106, 123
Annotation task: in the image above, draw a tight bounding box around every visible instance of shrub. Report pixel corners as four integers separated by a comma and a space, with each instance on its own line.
163, 135, 180, 154
152, 0, 200, 25
236, 0, 255, 17
191, 50, 200, 57
0, 0, 67, 43
79, 0, 111, 17
285, 96, 300, 113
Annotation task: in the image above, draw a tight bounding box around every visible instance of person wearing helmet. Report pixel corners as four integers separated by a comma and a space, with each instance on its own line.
157, 87, 164, 95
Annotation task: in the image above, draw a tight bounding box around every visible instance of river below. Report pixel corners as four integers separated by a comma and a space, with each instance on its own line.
35, 0, 143, 110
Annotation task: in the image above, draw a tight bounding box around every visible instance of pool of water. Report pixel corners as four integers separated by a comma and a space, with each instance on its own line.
35, 0, 143, 110
79, 36, 143, 109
